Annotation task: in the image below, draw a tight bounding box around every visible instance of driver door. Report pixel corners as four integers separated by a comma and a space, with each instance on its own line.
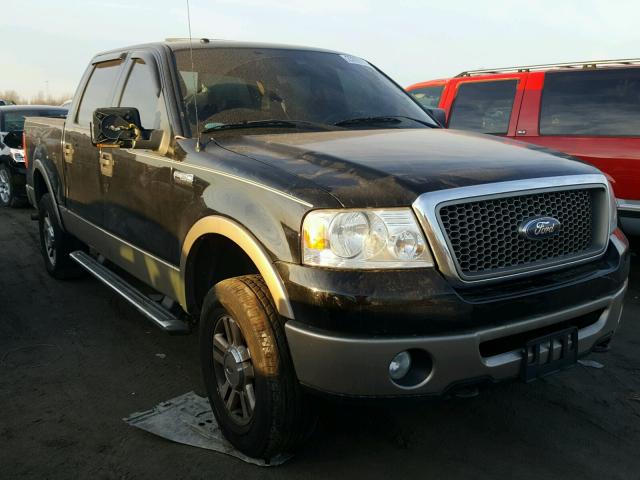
102, 54, 178, 264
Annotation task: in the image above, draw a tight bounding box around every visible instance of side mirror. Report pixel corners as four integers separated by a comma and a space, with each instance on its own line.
3, 130, 23, 149
425, 107, 447, 127
91, 107, 161, 150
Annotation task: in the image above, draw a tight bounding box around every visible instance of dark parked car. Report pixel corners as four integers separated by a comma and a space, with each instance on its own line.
0, 105, 67, 207
25, 40, 629, 460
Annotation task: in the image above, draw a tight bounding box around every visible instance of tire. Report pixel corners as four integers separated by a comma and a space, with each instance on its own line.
200, 274, 316, 460
37, 193, 85, 279
0, 164, 18, 208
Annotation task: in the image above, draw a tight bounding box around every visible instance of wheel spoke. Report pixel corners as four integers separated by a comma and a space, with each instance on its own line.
214, 333, 229, 351
222, 317, 233, 344
226, 388, 237, 411
245, 383, 256, 412
230, 321, 243, 346
240, 391, 249, 419
219, 380, 231, 400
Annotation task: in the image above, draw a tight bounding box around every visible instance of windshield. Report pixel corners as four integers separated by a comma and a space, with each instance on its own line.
173, 47, 437, 135
2, 109, 67, 132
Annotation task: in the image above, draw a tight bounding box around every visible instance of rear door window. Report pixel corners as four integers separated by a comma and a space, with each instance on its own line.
540, 68, 640, 136
409, 86, 444, 108
76, 59, 123, 128
448, 80, 518, 134
119, 58, 165, 130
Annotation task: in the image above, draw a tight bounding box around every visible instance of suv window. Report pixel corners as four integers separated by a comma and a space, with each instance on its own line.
409, 86, 444, 108
76, 59, 122, 127
119, 59, 165, 130
540, 68, 640, 136
449, 80, 517, 134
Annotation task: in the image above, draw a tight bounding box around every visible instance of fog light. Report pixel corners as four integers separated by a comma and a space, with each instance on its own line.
389, 351, 412, 380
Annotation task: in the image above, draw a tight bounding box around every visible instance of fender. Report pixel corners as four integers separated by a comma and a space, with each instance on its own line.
32, 157, 64, 228
180, 215, 295, 319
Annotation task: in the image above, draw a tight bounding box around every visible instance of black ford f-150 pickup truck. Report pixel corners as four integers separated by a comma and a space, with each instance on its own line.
25, 40, 629, 460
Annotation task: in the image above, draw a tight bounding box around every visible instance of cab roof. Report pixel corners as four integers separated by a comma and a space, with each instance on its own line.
94, 39, 345, 59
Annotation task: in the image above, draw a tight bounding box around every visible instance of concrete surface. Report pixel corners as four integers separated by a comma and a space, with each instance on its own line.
1, 205, 639, 479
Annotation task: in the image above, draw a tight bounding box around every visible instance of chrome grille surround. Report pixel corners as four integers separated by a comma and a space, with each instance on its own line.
412, 175, 611, 286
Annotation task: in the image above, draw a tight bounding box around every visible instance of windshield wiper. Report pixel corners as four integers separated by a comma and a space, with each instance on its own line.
333, 115, 434, 128
201, 119, 336, 134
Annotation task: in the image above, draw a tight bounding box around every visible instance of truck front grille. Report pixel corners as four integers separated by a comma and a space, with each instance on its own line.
437, 188, 601, 279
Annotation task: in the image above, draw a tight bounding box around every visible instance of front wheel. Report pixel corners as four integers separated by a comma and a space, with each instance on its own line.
199, 275, 316, 460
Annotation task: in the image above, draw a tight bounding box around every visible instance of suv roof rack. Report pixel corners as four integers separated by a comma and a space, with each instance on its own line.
456, 58, 640, 77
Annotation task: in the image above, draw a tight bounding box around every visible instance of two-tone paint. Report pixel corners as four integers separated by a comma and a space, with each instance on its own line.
25, 41, 630, 397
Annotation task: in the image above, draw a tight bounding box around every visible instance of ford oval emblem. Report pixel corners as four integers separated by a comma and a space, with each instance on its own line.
518, 216, 561, 240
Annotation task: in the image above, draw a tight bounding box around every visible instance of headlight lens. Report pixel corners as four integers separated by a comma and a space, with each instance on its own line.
302, 208, 434, 268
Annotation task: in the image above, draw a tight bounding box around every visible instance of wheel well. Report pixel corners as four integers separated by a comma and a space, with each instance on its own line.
32, 168, 48, 204
186, 234, 259, 315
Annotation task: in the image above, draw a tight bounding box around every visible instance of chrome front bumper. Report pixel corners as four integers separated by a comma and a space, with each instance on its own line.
285, 282, 627, 397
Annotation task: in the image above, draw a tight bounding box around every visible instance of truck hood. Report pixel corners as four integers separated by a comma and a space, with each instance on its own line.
215, 128, 598, 208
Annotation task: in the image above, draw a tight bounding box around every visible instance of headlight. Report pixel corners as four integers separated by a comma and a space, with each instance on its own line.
9, 148, 24, 163
302, 208, 434, 268
607, 179, 617, 234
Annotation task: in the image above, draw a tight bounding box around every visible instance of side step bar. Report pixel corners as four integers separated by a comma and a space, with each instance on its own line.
69, 251, 190, 334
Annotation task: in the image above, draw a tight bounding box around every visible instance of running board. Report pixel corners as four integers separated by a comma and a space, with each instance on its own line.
69, 251, 190, 334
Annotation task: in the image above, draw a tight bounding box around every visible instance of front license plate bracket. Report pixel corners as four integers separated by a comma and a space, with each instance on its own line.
521, 327, 579, 382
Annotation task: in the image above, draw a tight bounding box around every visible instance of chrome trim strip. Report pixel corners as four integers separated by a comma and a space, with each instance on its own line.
131, 150, 314, 208
412, 174, 611, 287
617, 198, 640, 212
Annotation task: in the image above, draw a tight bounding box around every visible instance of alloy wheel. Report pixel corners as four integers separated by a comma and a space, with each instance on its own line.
43, 213, 57, 265
212, 314, 256, 425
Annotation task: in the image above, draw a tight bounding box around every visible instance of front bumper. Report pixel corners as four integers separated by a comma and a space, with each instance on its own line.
282, 232, 630, 397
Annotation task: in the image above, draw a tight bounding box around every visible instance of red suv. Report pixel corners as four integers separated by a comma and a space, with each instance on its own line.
407, 60, 640, 235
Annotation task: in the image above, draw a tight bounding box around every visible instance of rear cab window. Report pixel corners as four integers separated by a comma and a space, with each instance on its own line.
448, 80, 518, 134
76, 59, 123, 128
540, 68, 640, 136
409, 86, 444, 108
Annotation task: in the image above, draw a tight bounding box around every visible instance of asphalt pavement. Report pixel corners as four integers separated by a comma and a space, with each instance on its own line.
1, 205, 639, 479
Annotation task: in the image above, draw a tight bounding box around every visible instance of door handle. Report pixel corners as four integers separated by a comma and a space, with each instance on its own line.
63, 142, 74, 164
99, 152, 114, 177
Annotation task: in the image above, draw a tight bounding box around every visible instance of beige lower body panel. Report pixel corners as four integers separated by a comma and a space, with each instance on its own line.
61, 208, 186, 307
285, 282, 627, 397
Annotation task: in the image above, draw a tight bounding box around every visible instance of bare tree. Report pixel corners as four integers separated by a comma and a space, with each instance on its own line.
0, 90, 73, 106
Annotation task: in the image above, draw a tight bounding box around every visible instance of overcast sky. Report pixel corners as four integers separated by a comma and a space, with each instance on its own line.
3, 0, 640, 98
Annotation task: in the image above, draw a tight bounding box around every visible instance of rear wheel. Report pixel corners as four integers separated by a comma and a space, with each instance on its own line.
37, 193, 85, 279
200, 274, 316, 460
